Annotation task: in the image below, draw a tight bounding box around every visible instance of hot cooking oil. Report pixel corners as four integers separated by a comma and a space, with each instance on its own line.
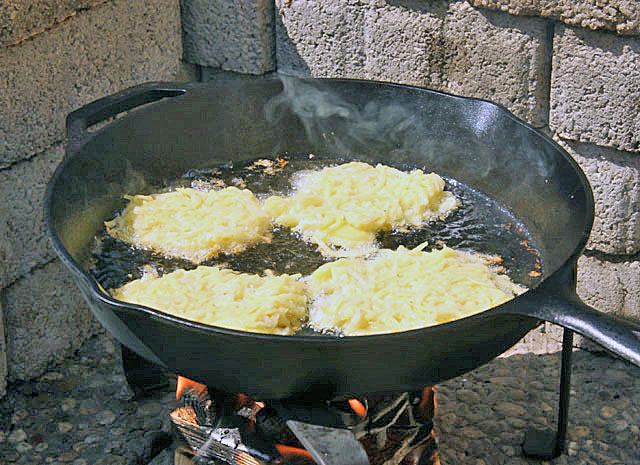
89, 155, 542, 303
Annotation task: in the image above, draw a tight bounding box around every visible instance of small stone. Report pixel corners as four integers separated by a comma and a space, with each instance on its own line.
41, 372, 64, 381
59, 451, 79, 462
85, 433, 102, 444
11, 409, 28, 424
78, 399, 99, 415
142, 414, 161, 431
58, 422, 73, 433
540, 402, 553, 413
600, 406, 617, 419
61, 398, 78, 412
0, 431, 5, 442
16, 441, 33, 453
78, 423, 89, 430
94, 454, 127, 465
35, 442, 49, 452
8, 429, 27, 443
500, 445, 517, 456
137, 402, 162, 417
595, 440, 609, 451
103, 339, 117, 354
610, 420, 629, 433
530, 381, 544, 390
612, 397, 631, 410
73, 442, 90, 453
509, 389, 527, 401
494, 401, 527, 418
604, 368, 631, 384
489, 376, 517, 386
631, 425, 639, 434
97, 410, 117, 425
509, 417, 527, 428
569, 426, 590, 440
491, 368, 512, 377
456, 389, 482, 404
567, 441, 578, 456
109, 374, 127, 384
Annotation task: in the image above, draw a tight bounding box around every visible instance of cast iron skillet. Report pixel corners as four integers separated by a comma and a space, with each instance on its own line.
45, 77, 640, 399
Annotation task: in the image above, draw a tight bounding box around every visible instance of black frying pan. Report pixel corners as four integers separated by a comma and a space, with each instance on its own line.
45, 77, 640, 399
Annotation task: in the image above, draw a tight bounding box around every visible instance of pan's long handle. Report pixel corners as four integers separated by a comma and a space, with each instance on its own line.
508, 292, 640, 367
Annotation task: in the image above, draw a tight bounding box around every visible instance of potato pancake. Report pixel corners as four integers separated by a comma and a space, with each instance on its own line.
308, 244, 524, 335
113, 266, 307, 335
105, 187, 271, 263
264, 162, 458, 257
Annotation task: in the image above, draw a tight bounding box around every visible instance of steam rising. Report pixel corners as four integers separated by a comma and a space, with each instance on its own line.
263, 75, 556, 193
264, 75, 421, 162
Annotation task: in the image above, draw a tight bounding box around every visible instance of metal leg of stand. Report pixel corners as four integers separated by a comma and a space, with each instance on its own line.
121, 344, 169, 399
522, 328, 573, 460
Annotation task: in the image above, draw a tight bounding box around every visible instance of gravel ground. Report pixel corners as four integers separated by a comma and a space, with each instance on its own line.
0, 331, 638, 465
436, 350, 640, 465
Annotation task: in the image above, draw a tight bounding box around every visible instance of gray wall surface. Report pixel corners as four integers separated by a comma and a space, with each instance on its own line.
0, 0, 196, 397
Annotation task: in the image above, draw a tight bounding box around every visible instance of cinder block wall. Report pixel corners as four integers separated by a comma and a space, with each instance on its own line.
0, 0, 196, 397
184, 0, 640, 355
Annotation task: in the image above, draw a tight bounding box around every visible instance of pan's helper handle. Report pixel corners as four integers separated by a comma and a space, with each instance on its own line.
511, 291, 640, 367
66, 82, 191, 152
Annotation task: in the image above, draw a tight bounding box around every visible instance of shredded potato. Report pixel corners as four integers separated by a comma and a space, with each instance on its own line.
308, 244, 525, 336
105, 187, 272, 263
113, 266, 308, 335
264, 162, 459, 257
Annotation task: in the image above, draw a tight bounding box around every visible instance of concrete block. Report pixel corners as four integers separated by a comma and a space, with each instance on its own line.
550, 25, 640, 153
276, 0, 550, 127
556, 138, 640, 255
0, 0, 193, 169
362, 1, 449, 88
0, 299, 6, 398
0, 144, 64, 290
181, 0, 275, 74
4, 259, 103, 382
577, 254, 640, 322
441, 1, 550, 127
0, 0, 108, 47
576, 253, 640, 353
275, 0, 368, 78
469, 0, 640, 36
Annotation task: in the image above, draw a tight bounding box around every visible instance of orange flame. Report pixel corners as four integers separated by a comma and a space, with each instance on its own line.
348, 398, 367, 418
176, 375, 208, 401
275, 444, 315, 462
418, 386, 436, 420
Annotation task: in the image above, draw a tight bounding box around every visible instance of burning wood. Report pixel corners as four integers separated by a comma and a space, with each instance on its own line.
172, 377, 439, 465
176, 376, 216, 426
